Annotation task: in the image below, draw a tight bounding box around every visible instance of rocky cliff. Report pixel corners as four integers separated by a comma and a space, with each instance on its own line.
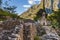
20, 0, 60, 20
20, 0, 43, 20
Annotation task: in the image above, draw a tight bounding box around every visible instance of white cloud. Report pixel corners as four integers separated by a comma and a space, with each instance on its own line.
28, 0, 34, 5
23, 0, 41, 8
34, 0, 41, 1
23, 5, 31, 8
28, 0, 41, 5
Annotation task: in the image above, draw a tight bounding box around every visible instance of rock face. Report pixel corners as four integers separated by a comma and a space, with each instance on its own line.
53, 0, 59, 11
0, 20, 23, 40
20, 0, 60, 20
20, 0, 43, 20
0, 18, 60, 40
39, 12, 60, 40
0, 19, 36, 40
40, 12, 60, 40
40, 12, 48, 25
42, 34, 60, 40
23, 23, 36, 40
42, 26, 60, 40
0, 11, 60, 40
44, 0, 59, 11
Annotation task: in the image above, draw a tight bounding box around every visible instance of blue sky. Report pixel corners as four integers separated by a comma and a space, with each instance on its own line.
2, 0, 41, 15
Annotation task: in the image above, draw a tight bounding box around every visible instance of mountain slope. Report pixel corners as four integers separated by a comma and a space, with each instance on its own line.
20, 1, 43, 20
20, 0, 59, 20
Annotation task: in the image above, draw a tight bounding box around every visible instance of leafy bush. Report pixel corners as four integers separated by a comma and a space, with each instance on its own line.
0, 9, 18, 21
34, 36, 40, 40
47, 9, 60, 28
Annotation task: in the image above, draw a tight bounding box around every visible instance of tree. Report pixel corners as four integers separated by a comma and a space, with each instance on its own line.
0, 0, 2, 8
47, 9, 60, 28
4, 6, 17, 13
3, 0, 17, 13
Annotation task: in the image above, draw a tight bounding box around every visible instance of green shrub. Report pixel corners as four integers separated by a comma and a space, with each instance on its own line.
34, 36, 41, 40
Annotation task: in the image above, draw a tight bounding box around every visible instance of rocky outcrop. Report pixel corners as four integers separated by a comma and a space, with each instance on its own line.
0, 18, 60, 40
0, 19, 36, 40
20, 0, 60, 20
42, 26, 60, 40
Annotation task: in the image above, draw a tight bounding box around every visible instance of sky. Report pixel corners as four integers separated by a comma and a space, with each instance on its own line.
2, 0, 41, 15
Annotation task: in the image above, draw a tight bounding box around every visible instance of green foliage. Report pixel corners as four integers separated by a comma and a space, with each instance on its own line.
0, 0, 18, 21
34, 36, 40, 40
0, 9, 9, 16
34, 15, 40, 21
47, 9, 60, 28
0, 9, 18, 21
51, 19, 59, 28
4, 6, 17, 13
10, 13, 17, 18
34, 9, 44, 21
0, 0, 2, 7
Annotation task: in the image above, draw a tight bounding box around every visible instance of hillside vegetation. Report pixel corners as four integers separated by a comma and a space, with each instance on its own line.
0, 9, 18, 21
20, 1, 43, 20
0, 0, 19, 21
